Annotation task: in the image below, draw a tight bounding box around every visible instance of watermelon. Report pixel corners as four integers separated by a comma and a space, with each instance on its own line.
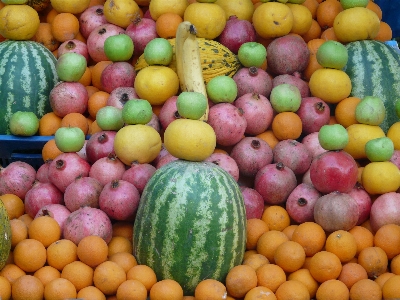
0, 40, 59, 134
0, 198, 11, 271
344, 40, 400, 133
133, 160, 246, 295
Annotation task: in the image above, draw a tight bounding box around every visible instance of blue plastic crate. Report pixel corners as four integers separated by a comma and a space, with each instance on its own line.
0, 135, 52, 170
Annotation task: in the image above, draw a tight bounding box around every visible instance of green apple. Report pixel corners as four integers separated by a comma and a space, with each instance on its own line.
270, 83, 302, 113
56, 52, 87, 82
365, 137, 394, 162
55, 126, 85, 152
318, 124, 349, 150
316, 40, 348, 70
96, 106, 124, 131
122, 99, 153, 125
9, 111, 39, 136
287, 0, 306, 3
1, 0, 28, 4
104, 33, 134, 62
355, 96, 386, 126
340, 0, 369, 9
238, 42, 267, 68
144, 38, 173, 66
206, 75, 238, 104
177, 92, 208, 120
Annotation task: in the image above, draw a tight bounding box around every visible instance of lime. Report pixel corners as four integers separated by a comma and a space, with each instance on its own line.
9, 111, 39, 136
104, 34, 134, 62
270, 83, 301, 113
355, 96, 386, 126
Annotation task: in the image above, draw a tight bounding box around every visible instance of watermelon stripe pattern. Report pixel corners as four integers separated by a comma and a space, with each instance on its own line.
133, 160, 246, 295
344, 40, 400, 133
0, 41, 59, 134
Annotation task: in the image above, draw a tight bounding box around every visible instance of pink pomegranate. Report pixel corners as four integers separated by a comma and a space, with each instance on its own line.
272, 72, 310, 98
86, 130, 117, 164
122, 163, 156, 194
233, 66, 273, 98
152, 144, 170, 167
63, 176, 103, 212
347, 184, 372, 226
158, 95, 179, 130
36, 161, 51, 183
240, 186, 264, 219
286, 183, 321, 224
24, 181, 64, 218
88, 153, 126, 186
50, 82, 88, 117
99, 179, 140, 221
204, 152, 240, 181
100, 62, 136, 94
57, 39, 89, 62
48, 153, 91, 193
125, 16, 157, 56
79, 5, 108, 39
63, 206, 113, 245
301, 132, 328, 159
76, 140, 88, 162
35, 204, 71, 234
146, 113, 161, 133
369, 192, 400, 233
107, 87, 139, 110
155, 152, 179, 169
233, 93, 274, 136
0, 161, 36, 199
296, 97, 331, 134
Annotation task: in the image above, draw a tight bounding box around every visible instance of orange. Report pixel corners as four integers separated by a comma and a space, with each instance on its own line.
78, 66, 92, 86
43, 277, 77, 300
90, 60, 113, 91
9, 219, 28, 249
61, 260, 94, 291
256, 230, 289, 263
244, 250, 258, 260
301, 19, 322, 43
274, 240, 306, 273
0, 275, 11, 300
0, 194, 24, 220
320, 27, 339, 41
391, 254, 400, 275
358, 246, 388, 279
291, 222, 326, 257
374, 21, 393, 41
256, 130, 279, 149
246, 218, 269, 250
193, 279, 226, 300
382, 275, 400, 300
46, 8, 58, 24
46, 239, 78, 271
242, 253, 270, 271
309, 251, 343, 283
303, 51, 323, 81
0, 263, 26, 284
243, 286, 277, 300
316, 0, 343, 30
116, 279, 147, 300
366, 0, 382, 20
112, 221, 134, 242
148, 0, 188, 20
42, 139, 63, 162
88, 119, 103, 134
86, 85, 100, 98
373, 224, 400, 260
287, 3, 313, 35
11, 274, 44, 300
375, 272, 396, 289
315, 279, 349, 300
302, 0, 319, 19
261, 205, 290, 231
350, 278, 382, 300
126, 264, 158, 292
225, 265, 258, 298
334, 96, 361, 128
274, 280, 310, 300
38, 112, 62, 136
325, 230, 358, 263
13, 238, 47, 273
337, 262, 368, 289
288, 268, 319, 299
271, 111, 303, 141
33, 22, 60, 52
33, 265, 61, 287
256, 263, 286, 293
88, 91, 110, 119
108, 251, 138, 274
77, 285, 107, 300
155, 12, 183, 39
28, 215, 61, 248
282, 224, 298, 240
107, 236, 133, 257
77, 235, 109, 268
150, 279, 184, 300
93, 261, 127, 296
60, 112, 89, 135
50, 12, 80, 42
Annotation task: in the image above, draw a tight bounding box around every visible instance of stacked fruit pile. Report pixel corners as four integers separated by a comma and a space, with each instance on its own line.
1, 0, 400, 299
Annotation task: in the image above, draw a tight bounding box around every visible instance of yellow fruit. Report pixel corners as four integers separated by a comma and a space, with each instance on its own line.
163, 119, 216, 161
287, 3, 313, 35
50, 0, 90, 14
309, 68, 352, 104
215, 0, 254, 22
361, 161, 400, 195
134, 66, 179, 106
149, 0, 188, 20
343, 123, 385, 159
252, 2, 294, 39
0, 5, 40, 40
387, 122, 400, 150
103, 0, 140, 28
184, 2, 227, 40
114, 125, 162, 165
333, 7, 380, 43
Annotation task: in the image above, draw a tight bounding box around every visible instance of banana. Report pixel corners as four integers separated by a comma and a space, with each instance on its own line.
175, 21, 193, 92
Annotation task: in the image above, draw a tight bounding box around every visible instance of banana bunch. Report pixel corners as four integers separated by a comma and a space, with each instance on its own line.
175, 21, 209, 121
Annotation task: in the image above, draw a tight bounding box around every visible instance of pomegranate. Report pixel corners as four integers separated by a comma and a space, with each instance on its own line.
36, 161, 51, 183
347, 184, 372, 226
100, 62, 136, 94
158, 95, 179, 130
233, 66, 273, 98
107, 87, 139, 109
155, 152, 179, 169
48, 153, 91, 193
146, 113, 161, 133
152, 143, 170, 167
272, 72, 310, 98
57, 39, 89, 62
88, 152, 126, 186
369, 192, 400, 233
99, 179, 140, 221
49, 81, 88, 117
240, 186, 264, 219
296, 97, 331, 134
301, 132, 328, 159
122, 163, 157, 194
0, 161, 36, 199
286, 183, 321, 224
125, 15, 157, 56
204, 152, 240, 182
79, 5, 108, 39
76, 140, 88, 162
63, 176, 103, 212
86, 130, 117, 164
35, 204, 71, 234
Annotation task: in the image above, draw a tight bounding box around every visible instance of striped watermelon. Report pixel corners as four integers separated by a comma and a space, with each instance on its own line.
133, 160, 246, 295
344, 40, 400, 133
0, 198, 11, 271
0, 40, 59, 134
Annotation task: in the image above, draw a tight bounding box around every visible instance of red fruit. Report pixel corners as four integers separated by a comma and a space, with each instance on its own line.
0, 161, 36, 200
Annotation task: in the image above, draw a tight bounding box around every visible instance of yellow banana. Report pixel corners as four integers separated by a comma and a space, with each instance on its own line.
175, 21, 193, 92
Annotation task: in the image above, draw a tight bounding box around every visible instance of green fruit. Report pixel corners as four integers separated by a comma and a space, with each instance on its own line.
122, 99, 153, 125
395, 100, 400, 119
177, 92, 208, 120
144, 38, 173, 66
316, 40, 348, 69
9, 111, 39, 136
318, 124, 349, 150
237, 42, 267, 68
287, 0, 306, 3
365, 137, 395, 162
96, 106, 124, 131
104, 33, 134, 62
56, 52, 87, 82
206, 75, 238, 104
0, 198, 11, 271
355, 96, 386, 126
55, 126, 85, 152
340, 0, 368, 9
270, 83, 301, 113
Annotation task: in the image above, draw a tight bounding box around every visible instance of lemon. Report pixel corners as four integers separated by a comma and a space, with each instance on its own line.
114, 125, 162, 165
149, 0, 188, 20
361, 161, 400, 195
0, 5, 40, 40
387, 122, 400, 150
286, 3, 313, 35
103, 0, 141, 29
50, 0, 90, 14
163, 119, 216, 161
